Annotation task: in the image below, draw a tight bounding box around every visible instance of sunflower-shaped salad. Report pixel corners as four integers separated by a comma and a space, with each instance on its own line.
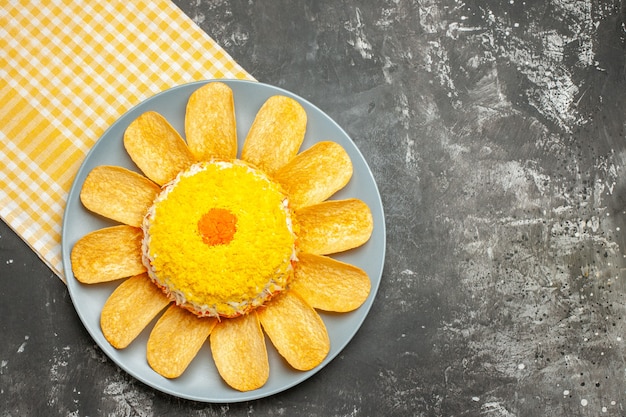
70, 81, 374, 392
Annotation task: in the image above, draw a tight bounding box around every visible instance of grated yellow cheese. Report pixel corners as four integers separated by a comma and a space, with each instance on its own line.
142, 161, 296, 318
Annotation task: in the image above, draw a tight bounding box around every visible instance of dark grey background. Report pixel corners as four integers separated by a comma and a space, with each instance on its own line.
2, 1, 626, 416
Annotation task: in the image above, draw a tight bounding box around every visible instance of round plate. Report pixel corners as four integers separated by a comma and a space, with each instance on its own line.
61, 80, 386, 402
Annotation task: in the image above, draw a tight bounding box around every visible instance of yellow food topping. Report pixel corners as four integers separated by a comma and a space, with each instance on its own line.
143, 161, 296, 318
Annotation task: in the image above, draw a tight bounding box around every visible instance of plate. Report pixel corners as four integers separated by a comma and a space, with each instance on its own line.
61, 80, 386, 402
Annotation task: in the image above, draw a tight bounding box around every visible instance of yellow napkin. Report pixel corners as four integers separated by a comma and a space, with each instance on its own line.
0, 0, 252, 281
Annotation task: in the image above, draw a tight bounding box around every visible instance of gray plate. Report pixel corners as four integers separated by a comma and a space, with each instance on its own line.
61, 80, 386, 402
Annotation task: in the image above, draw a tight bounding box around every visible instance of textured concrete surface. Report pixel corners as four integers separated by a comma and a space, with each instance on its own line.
2, 1, 626, 415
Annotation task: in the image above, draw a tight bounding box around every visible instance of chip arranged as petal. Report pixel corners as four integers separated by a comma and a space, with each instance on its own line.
147, 305, 217, 378
124, 111, 195, 185
185, 82, 237, 161
241, 95, 307, 174
296, 198, 373, 255
101, 273, 170, 349
210, 313, 269, 392
80, 165, 160, 227
274, 141, 353, 209
258, 291, 329, 371
71, 225, 145, 284
291, 253, 370, 312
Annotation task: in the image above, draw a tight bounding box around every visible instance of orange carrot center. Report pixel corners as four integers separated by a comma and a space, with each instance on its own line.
197, 208, 237, 246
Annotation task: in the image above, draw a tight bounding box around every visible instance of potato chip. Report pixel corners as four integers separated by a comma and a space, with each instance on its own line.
101, 273, 170, 349
124, 111, 195, 185
147, 305, 217, 378
258, 291, 329, 371
210, 313, 269, 391
80, 165, 160, 227
241, 95, 306, 174
290, 253, 370, 312
274, 141, 353, 209
185, 82, 237, 161
71, 225, 145, 284
295, 198, 373, 255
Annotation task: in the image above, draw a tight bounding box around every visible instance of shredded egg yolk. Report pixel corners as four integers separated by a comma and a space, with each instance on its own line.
143, 161, 296, 317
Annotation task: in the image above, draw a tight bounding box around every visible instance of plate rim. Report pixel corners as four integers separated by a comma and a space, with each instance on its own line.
61, 79, 386, 402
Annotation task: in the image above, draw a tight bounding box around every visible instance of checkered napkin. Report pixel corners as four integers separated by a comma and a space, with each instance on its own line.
1, 0, 252, 281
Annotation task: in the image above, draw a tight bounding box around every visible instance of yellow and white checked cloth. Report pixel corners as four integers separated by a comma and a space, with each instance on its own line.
1, 0, 252, 281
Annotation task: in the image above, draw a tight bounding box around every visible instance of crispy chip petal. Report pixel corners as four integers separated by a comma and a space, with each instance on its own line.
124, 111, 195, 185
258, 292, 329, 371
185, 82, 237, 161
241, 95, 307, 174
80, 165, 160, 227
291, 253, 371, 312
296, 198, 373, 255
101, 273, 170, 349
274, 141, 353, 209
70, 225, 145, 284
147, 305, 217, 378
210, 313, 269, 391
